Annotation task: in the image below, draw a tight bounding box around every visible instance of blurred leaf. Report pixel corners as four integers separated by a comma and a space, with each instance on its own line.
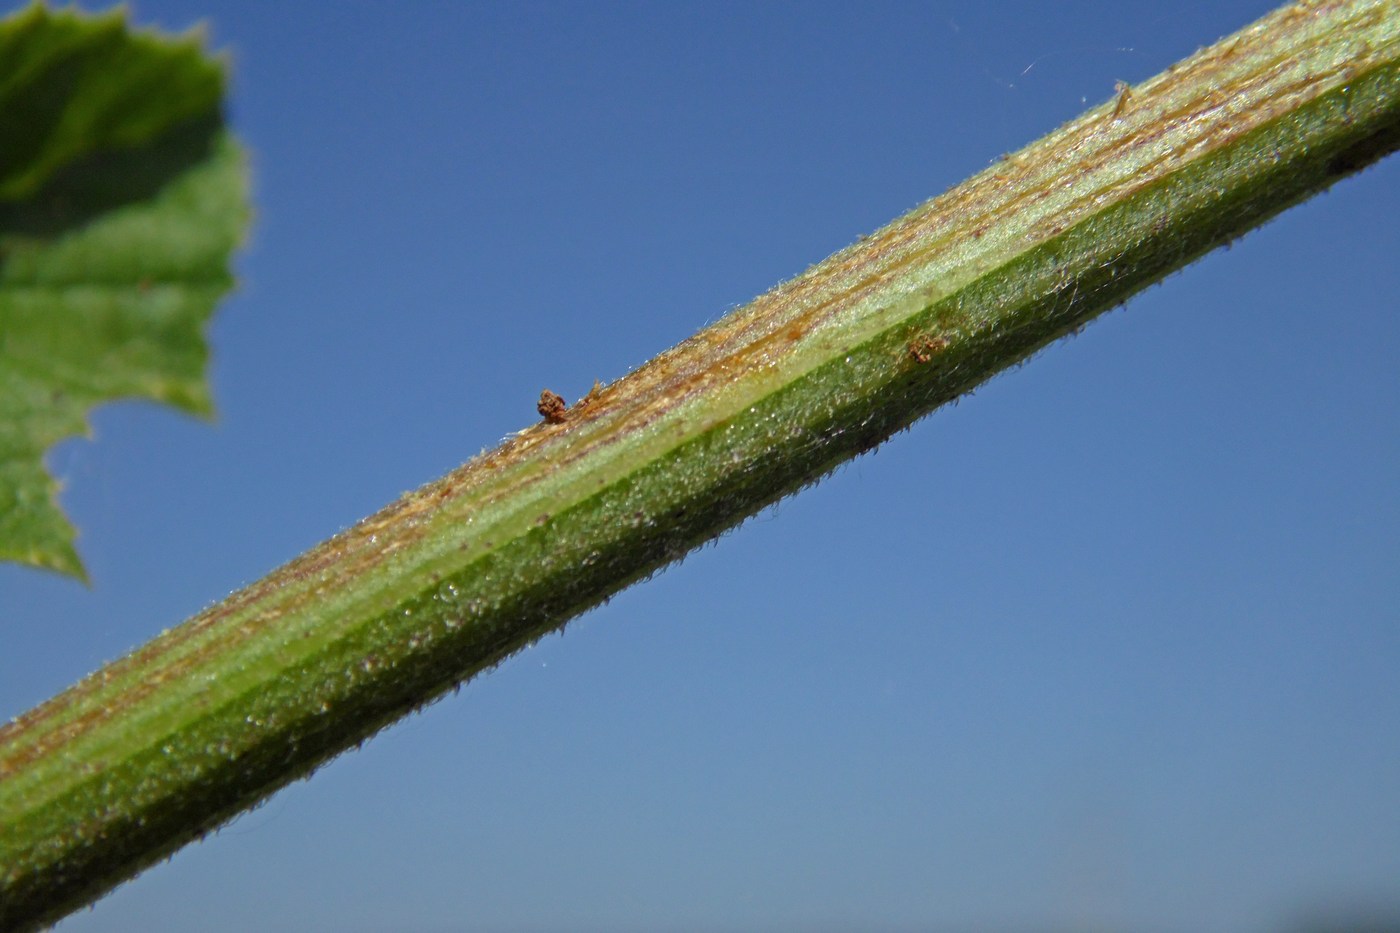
0, 4, 248, 579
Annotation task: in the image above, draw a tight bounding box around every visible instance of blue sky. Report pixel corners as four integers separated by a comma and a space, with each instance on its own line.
2, 2, 1398, 931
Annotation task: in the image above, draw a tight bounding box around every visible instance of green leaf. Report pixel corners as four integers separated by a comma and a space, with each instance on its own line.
0, 4, 248, 579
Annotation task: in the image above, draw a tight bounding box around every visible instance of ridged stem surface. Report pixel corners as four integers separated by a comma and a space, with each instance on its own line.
3, 2, 1398, 929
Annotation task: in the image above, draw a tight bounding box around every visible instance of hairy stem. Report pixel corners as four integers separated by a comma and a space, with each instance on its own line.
3, 1, 1398, 928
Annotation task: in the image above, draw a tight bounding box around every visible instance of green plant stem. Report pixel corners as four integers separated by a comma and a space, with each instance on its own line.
3, 1, 1398, 928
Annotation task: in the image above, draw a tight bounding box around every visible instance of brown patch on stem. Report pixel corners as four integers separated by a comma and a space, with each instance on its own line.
908, 335, 949, 364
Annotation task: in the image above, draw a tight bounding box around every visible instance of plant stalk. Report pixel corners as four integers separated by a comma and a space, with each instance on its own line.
3, 1, 1398, 928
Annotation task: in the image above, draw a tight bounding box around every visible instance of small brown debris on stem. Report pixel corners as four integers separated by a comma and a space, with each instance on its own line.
908, 335, 949, 364
537, 389, 568, 424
